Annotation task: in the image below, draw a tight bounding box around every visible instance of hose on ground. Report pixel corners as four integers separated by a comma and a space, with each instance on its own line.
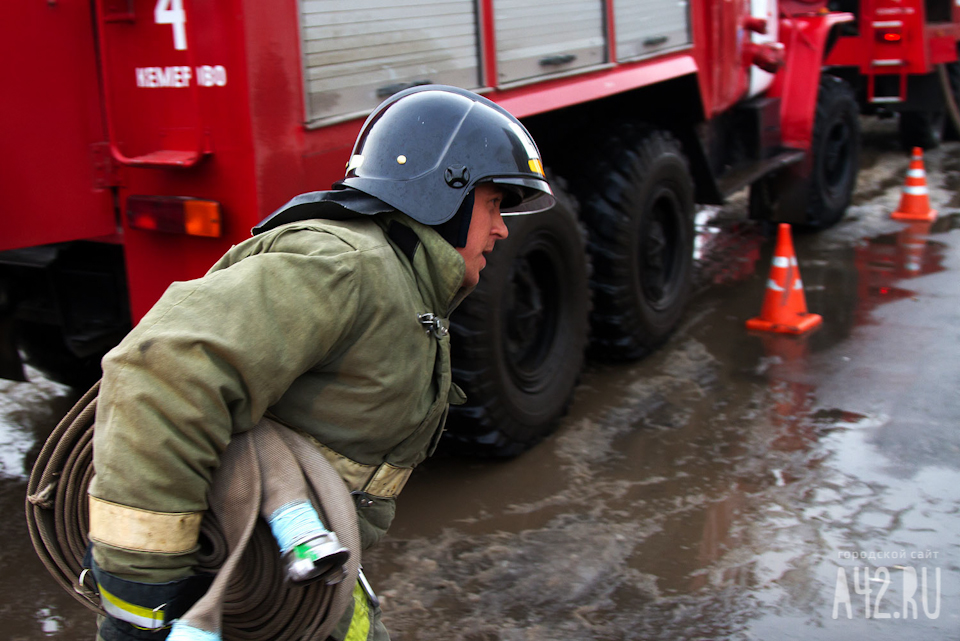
25, 382, 361, 640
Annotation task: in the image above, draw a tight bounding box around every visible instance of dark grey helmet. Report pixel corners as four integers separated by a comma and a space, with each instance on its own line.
336, 85, 555, 225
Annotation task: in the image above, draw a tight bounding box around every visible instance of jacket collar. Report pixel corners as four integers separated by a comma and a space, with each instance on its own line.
375, 212, 467, 316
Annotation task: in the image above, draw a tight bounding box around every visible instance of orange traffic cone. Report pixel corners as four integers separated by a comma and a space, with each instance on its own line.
746, 223, 823, 334
891, 147, 937, 222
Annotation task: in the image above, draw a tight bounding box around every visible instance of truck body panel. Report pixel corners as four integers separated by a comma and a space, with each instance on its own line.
2, 2, 116, 252
2, 0, 853, 451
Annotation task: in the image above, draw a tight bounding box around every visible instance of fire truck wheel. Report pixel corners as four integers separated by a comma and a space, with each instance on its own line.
444, 175, 590, 457
898, 111, 945, 150
804, 75, 861, 229
580, 127, 694, 360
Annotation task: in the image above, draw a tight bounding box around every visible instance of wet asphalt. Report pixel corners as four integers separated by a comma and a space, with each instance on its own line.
3, 117, 959, 639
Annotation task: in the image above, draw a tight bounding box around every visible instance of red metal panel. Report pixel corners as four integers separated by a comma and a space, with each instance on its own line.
711, 0, 752, 114
690, 0, 714, 115
121, 0, 368, 321
492, 53, 700, 118
479, 0, 498, 88
771, 13, 854, 149
929, 30, 960, 64
873, 0, 928, 74
605, 0, 618, 63
96, 0, 211, 164
1, 1, 116, 252
103, 0, 260, 319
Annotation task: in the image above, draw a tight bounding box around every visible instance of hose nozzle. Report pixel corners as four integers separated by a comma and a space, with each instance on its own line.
268, 500, 350, 584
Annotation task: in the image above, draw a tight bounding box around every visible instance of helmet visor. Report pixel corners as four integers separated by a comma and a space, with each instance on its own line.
489, 177, 556, 215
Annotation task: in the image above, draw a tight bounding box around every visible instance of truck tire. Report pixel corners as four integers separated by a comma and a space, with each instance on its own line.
748, 76, 859, 229
580, 127, 695, 360
445, 176, 590, 457
804, 75, 861, 229
898, 111, 945, 150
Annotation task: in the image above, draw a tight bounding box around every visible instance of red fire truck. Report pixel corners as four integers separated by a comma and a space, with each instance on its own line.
824, 0, 960, 148
2, 0, 859, 455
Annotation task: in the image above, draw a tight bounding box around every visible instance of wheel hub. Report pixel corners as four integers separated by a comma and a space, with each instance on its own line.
639, 191, 682, 309
503, 241, 560, 391
824, 120, 851, 191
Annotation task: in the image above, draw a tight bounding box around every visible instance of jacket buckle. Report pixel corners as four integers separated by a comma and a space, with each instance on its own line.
417, 312, 449, 338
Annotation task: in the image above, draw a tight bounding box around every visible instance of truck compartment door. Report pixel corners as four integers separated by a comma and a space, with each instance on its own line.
613, 0, 693, 62
299, 0, 482, 126
494, 0, 606, 85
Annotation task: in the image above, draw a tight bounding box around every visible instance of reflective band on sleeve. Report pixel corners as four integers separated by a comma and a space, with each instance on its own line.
767, 278, 785, 292
345, 583, 372, 641
907, 169, 926, 178
903, 186, 929, 195
88, 496, 202, 553
99, 584, 168, 630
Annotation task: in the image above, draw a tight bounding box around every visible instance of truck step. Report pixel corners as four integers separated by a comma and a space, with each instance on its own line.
716, 149, 805, 197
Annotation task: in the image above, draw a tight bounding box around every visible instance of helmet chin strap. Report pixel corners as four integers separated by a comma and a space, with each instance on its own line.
433, 190, 474, 248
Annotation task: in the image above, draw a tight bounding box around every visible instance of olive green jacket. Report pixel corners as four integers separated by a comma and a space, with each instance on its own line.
90, 212, 467, 582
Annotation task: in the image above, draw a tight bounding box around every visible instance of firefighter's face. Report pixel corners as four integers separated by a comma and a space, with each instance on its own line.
457, 183, 509, 289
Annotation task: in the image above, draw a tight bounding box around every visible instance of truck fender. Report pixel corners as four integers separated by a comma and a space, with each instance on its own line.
769, 12, 855, 149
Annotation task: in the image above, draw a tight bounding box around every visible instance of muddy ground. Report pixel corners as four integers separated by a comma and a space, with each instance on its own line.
2, 116, 958, 639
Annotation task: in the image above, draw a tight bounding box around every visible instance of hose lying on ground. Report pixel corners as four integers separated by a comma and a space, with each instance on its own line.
26, 381, 361, 640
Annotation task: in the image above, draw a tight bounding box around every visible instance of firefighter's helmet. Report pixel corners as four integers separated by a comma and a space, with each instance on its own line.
336, 85, 555, 226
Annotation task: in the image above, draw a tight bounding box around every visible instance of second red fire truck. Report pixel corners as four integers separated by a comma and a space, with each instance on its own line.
825, 0, 960, 149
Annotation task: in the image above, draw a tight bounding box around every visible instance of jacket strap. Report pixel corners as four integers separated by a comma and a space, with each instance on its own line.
293, 430, 413, 499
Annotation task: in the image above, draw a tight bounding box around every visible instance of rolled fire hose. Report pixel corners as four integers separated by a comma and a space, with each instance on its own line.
26, 381, 362, 640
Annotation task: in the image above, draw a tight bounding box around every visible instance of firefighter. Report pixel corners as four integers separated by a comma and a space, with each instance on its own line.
85, 85, 554, 641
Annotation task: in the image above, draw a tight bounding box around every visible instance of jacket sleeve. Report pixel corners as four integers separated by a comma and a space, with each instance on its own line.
89, 241, 361, 582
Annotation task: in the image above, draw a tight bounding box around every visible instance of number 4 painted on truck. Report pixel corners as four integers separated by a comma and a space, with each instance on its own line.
155, 0, 187, 51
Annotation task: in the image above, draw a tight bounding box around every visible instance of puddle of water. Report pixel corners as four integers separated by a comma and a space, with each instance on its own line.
0, 370, 75, 479
0, 370, 89, 639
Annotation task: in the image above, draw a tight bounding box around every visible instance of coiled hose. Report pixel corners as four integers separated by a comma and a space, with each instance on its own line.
25, 382, 361, 640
